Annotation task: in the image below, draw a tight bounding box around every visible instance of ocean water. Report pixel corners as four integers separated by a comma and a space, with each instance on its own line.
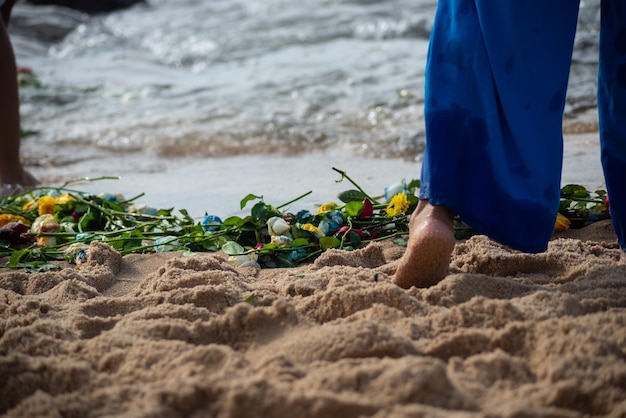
8, 0, 604, 216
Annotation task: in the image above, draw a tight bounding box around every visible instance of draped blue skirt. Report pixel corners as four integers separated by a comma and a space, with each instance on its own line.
420, 0, 626, 253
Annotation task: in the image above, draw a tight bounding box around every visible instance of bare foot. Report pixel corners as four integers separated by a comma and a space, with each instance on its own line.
393, 200, 456, 289
619, 250, 626, 266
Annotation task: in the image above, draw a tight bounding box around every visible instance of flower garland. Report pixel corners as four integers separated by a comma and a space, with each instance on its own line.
0, 173, 611, 271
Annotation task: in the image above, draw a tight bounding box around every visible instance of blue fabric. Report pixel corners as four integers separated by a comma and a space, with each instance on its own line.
420, 0, 626, 253
598, 0, 626, 251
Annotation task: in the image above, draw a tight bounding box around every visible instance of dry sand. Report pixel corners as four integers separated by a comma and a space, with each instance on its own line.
2, 219, 626, 418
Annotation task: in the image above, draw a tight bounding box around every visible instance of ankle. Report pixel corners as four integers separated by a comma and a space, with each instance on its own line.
412, 200, 454, 229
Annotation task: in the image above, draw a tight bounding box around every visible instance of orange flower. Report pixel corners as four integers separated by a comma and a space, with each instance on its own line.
554, 212, 571, 232
0, 214, 30, 228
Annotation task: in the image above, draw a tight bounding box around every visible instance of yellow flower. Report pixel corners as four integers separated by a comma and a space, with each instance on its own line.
0, 214, 31, 228
55, 193, 74, 205
385, 192, 409, 217
316, 202, 338, 214
22, 200, 36, 211
554, 212, 571, 232
301, 223, 325, 238
37, 195, 56, 215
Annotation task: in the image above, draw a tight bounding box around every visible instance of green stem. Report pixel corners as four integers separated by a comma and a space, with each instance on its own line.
277, 191, 313, 210
332, 167, 378, 204
58, 176, 121, 189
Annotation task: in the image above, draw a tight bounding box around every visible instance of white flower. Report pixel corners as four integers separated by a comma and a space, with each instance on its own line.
384, 179, 407, 203
271, 234, 293, 247
60, 222, 76, 233
64, 242, 90, 256
154, 236, 179, 252
32, 214, 60, 247
64, 243, 90, 265
267, 216, 290, 236
127, 204, 158, 216
228, 253, 260, 268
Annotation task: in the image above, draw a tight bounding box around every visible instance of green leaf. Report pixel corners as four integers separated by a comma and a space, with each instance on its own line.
319, 236, 340, 250
561, 184, 590, 199
245, 293, 256, 303
9, 248, 29, 268
25, 263, 60, 273
258, 243, 277, 254
223, 216, 245, 228
222, 241, 245, 255
349, 231, 362, 247
407, 178, 421, 192
251, 202, 268, 222
240, 194, 262, 210
157, 208, 174, 217
178, 208, 195, 224
337, 189, 367, 203
291, 238, 310, 247
79, 211, 96, 231
345, 201, 364, 217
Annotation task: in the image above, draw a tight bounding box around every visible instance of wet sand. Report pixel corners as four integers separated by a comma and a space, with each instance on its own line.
29, 132, 605, 220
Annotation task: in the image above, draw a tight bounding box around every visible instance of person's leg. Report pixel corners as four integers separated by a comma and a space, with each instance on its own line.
1, 0, 16, 25
394, 0, 580, 288
0, 4, 38, 191
598, 0, 626, 265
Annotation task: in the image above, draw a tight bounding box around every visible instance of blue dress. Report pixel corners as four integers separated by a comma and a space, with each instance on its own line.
420, 0, 626, 253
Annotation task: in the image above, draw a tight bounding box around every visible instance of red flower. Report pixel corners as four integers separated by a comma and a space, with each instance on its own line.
358, 199, 374, 220
335, 226, 365, 239
0, 222, 32, 244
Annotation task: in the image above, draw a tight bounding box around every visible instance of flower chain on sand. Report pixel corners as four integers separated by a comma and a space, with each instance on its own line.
0, 173, 611, 271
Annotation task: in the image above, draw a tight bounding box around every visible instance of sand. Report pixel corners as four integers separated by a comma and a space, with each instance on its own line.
2, 217, 626, 418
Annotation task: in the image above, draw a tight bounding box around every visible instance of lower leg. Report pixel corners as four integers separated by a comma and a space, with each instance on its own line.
0, 18, 37, 189
393, 200, 456, 289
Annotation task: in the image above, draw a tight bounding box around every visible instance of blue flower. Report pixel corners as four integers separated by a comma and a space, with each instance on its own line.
296, 210, 313, 222
318, 210, 343, 235
202, 214, 223, 231
326, 210, 344, 231
287, 248, 307, 261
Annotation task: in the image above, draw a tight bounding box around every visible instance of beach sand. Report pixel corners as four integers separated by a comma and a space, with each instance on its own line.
2, 213, 626, 417
3, 132, 625, 417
